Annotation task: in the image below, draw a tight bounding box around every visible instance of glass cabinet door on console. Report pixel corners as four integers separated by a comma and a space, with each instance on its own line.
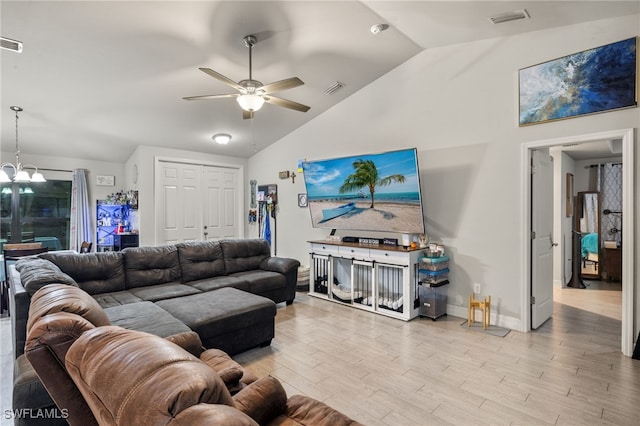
375, 263, 406, 315
351, 260, 374, 310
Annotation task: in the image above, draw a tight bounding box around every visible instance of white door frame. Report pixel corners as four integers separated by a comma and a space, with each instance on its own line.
154, 156, 245, 245
520, 128, 635, 356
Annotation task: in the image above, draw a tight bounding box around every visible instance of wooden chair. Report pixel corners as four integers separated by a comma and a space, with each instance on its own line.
468, 294, 491, 329
2, 244, 48, 315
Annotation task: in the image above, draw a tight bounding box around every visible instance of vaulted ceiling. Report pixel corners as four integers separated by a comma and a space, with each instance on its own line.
1, 1, 637, 163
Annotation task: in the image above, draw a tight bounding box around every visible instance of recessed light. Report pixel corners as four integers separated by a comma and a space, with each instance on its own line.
370, 24, 389, 35
212, 133, 231, 145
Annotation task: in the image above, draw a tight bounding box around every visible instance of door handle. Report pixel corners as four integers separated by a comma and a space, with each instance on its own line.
550, 236, 558, 248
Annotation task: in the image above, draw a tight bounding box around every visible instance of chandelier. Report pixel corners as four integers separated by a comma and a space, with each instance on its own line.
0, 106, 46, 183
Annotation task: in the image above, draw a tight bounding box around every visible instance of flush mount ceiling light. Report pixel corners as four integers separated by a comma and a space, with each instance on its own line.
212, 133, 232, 145
488, 9, 530, 24
0, 106, 46, 183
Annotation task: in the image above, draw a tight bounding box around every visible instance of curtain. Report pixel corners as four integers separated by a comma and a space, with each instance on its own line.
582, 193, 598, 233
601, 163, 623, 246
70, 169, 93, 252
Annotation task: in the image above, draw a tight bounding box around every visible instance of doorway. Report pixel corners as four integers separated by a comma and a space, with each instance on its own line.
521, 128, 635, 356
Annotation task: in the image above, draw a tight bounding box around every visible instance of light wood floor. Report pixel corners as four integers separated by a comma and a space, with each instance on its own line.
2, 284, 637, 426
234, 286, 637, 426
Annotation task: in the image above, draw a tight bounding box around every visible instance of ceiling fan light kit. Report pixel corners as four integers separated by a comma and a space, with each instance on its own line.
183, 34, 310, 118
237, 94, 265, 112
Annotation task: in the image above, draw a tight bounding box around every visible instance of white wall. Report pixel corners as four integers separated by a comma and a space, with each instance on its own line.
247, 14, 640, 330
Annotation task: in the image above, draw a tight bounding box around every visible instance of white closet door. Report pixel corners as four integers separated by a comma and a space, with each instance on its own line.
202, 165, 239, 240
156, 161, 202, 244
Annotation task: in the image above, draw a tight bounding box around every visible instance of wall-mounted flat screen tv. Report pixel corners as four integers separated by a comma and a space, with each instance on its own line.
302, 148, 425, 234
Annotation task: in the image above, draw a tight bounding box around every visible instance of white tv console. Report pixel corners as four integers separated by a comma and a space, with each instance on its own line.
308, 241, 422, 321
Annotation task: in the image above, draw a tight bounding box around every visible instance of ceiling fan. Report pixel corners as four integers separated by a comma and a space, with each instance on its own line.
183, 35, 310, 119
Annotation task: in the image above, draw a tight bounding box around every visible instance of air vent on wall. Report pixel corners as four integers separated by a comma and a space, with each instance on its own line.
1, 36, 23, 53
489, 9, 530, 25
323, 81, 345, 95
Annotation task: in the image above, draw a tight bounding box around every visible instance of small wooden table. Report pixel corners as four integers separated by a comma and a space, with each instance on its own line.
604, 247, 622, 281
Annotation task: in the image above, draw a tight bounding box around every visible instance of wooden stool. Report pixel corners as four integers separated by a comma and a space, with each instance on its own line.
468, 294, 491, 329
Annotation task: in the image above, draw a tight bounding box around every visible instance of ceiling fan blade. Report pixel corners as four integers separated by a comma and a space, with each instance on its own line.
258, 77, 304, 94
263, 95, 310, 113
199, 68, 245, 92
242, 110, 254, 120
183, 93, 238, 101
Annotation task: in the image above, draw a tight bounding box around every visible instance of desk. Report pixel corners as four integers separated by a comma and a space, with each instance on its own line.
604, 248, 622, 281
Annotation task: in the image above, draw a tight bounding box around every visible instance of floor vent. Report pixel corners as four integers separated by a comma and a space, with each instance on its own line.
1, 36, 23, 53
489, 9, 530, 25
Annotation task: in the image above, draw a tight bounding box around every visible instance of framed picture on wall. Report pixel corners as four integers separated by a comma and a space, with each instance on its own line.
566, 173, 574, 217
96, 175, 115, 186
519, 37, 637, 126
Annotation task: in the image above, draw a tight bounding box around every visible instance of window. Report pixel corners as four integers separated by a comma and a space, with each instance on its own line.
0, 180, 72, 251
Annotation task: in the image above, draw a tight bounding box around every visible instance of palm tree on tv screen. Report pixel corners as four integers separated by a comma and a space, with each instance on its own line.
339, 159, 405, 208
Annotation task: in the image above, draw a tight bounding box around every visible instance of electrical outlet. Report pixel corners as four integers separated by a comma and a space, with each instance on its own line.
474, 282, 481, 294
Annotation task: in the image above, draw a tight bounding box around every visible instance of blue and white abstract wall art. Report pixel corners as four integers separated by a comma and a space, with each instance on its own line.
519, 37, 637, 126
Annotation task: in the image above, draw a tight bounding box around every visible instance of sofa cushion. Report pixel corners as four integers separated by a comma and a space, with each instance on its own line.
41, 251, 126, 295
229, 270, 285, 295
128, 283, 201, 302
27, 284, 111, 333
92, 290, 142, 308
13, 354, 68, 426
177, 241, 226, 283
103, 301, 192, 338
220, 239, 270, 274
187, 275, 251, 293
122, 245, 181, 288
156, 288, 276, 355
15, 258, 78, 296
65, 326, 235, 426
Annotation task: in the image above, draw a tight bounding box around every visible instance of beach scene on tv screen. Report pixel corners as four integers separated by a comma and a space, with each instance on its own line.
302, 148, 425, 234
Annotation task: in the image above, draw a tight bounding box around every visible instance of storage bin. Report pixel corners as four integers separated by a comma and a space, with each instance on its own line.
419, 280, 448, 320
420, 256, 449, 271
418, 268, 449, 284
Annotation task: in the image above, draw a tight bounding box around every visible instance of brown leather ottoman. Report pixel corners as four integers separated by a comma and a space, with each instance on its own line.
155, 287, 276, 355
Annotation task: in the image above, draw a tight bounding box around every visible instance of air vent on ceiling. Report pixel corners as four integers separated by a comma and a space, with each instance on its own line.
489, 9, 530, 25
323, 81, 345, 95
1, 36, 23, 53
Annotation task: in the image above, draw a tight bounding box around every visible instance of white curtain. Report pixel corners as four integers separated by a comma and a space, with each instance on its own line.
70, 169, 92, 251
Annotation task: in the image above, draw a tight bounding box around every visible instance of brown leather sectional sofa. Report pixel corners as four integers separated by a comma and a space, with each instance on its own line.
8, 239, 300, 426
24, 284, 361, 425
